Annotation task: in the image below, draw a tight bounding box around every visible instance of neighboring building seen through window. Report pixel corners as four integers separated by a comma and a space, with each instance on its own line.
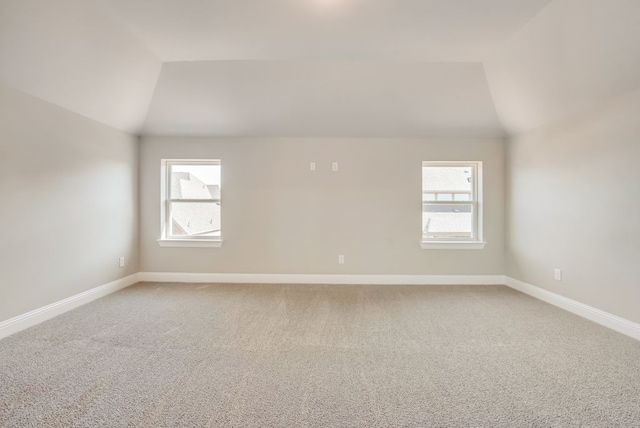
422, 162, 481, 242
163, 160, 221, 240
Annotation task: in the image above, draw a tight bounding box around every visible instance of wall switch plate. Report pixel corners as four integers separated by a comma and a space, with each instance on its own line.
338, 255, 345, 264
119, 257, 125, 268
332, 162, 339, 172
554, 268, 562, 281
310, 162, 316, 171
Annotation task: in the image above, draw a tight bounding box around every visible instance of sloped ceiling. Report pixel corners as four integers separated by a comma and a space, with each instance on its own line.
143, 61, 503, 137
2, 0, 639, 137
485, 0, 640, 135
0, 0, 162, 133
104, 0, 551, 137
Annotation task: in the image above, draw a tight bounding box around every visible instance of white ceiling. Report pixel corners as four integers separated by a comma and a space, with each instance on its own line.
100, 0, 553, 62
485, 0, 640, 134
143, 61, 503, 137
0, 0, 162, 132
1, 0, 639, 137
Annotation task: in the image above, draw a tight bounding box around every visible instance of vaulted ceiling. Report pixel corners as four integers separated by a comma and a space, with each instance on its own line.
143, 61, 503, 137
99, 0, 553, 62
484, 0, 640, 135
1, 0, 639, 137
0, 0, 161, 132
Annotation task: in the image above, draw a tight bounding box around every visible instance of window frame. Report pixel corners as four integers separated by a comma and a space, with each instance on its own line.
158, 159, 223, 248
420, 161, 485, 250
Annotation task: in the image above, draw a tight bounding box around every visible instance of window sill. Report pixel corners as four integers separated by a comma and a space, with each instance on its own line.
158, 239, 223, 248
420, 241, 486, 250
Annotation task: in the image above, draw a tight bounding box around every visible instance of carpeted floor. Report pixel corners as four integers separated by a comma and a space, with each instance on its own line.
0, 283, 639, 427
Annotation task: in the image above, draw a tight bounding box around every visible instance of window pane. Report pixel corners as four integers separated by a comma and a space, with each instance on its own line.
170, 164, 220, 200
422, 204, 473, 238
436, 193, 453, 201
454, 193, 471, 201
422, 166, 472, 194
170, 202, 221, 237
422, 193, 436, 202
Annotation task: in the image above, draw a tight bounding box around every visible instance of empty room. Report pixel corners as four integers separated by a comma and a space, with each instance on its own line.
1, 0, 639, 426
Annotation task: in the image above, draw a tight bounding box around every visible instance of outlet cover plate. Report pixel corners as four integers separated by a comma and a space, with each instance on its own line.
554, 268, 562, 281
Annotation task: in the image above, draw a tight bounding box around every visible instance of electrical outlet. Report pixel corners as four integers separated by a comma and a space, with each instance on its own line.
338, 255, 345, 264
332, 162, 339, 172
310, 162, 316, 171
119, 257, 125, 268
554, 268, 562, 281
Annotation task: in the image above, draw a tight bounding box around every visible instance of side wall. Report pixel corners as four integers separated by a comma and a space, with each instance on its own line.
506, 89, 640, 324
140, 137, 504, 275
0, 83, 139, 322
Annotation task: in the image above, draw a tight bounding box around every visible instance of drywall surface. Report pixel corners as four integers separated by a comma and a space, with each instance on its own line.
506, 89, 640, 324
0, 83, 139, 323
103, 0, 552, 62
142, 61, 504, 138
0, 0, 162, 132
140, 137, 505, 275
485, 0, 640, 135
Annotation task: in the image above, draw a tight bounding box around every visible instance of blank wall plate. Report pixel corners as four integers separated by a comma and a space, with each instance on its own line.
554, 268, 562, 281
119, 257, 125, 268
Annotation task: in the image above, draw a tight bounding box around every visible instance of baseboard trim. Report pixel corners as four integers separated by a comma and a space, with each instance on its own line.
0, 273, 140, 340
3, 272, 636, 342
138, 272, 506, 285
505, 276, 640, 341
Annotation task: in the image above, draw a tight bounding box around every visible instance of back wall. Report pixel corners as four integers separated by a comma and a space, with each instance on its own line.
140, 137, 504, 275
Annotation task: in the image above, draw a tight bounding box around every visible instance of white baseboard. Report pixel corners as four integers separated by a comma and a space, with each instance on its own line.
505, 276, 640, 341
0, 273, 140, 340
5, 272, 635, 343
138, 272, 506, 285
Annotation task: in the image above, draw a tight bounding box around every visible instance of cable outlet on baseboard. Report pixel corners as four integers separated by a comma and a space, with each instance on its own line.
554, 268, 562, 281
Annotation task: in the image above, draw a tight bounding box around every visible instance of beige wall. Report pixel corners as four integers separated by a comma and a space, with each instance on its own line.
140, 137, 504, 275
0, 83, 139, 323
506, 89, 640, 324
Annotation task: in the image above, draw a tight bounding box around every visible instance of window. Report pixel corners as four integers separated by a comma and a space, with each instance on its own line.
159, 159, 222, 247
421, 162, 485, 249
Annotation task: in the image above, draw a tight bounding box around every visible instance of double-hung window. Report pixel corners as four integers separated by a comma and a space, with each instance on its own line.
421, 161, 485, 249
159, 159, 222, 247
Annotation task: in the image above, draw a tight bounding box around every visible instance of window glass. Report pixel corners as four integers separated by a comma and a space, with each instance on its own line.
164, 160, 221, 240
422, 163, 480, 241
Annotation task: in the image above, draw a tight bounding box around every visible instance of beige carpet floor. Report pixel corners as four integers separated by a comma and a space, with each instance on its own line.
1, 282, 639, 427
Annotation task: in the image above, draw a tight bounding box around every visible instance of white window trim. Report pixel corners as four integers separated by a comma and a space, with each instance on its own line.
421, 161, 485, 250
157, 238, 223, 248
420, 241, 486, 250
158, 159, 223, 248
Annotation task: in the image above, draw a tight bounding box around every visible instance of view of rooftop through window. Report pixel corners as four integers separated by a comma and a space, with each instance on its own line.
422, 164, 475, 240
168, 162, 221, 238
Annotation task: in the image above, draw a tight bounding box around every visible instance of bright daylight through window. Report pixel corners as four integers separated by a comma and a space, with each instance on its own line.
421, 162, 484, 249
160, 160, 222, 247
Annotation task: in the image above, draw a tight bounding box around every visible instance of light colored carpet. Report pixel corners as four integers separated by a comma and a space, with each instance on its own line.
1, 283, 639, 427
